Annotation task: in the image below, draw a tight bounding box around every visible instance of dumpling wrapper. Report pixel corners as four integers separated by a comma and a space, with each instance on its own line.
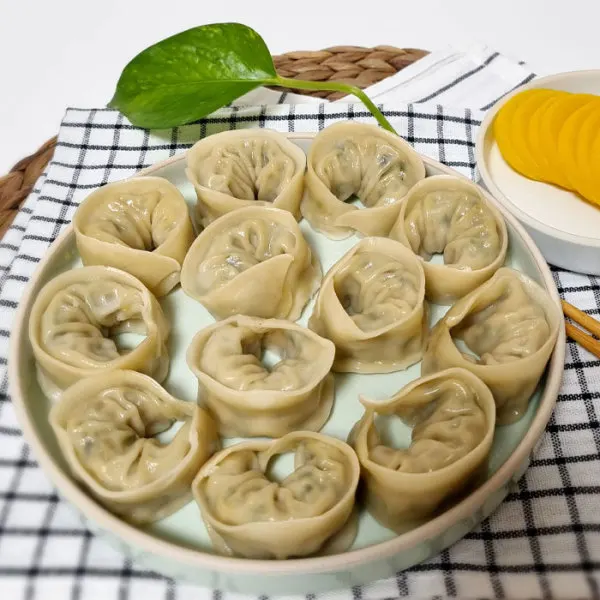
29, 266, 170, 401
422, 267, 561, 424
186, 315, 335, 437
192, 431, 360, 559
302, 122, 426, 239
50, 370, 218, 524
74, 176, 194, 297
308, 237, 428, 373
390, 175, 508, 304
349, 368, 495, 533
186, 129, 306, 227
180, 206, 321, 321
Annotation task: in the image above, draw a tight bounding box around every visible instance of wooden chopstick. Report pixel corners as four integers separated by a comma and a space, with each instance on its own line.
562, 300, 600, 358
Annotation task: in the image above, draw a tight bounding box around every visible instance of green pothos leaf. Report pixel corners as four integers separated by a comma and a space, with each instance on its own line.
108, 22, 396, 133
108, 23, 278, 128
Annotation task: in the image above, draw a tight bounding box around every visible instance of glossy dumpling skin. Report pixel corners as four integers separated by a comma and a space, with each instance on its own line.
390, 175, 508, 304
308, 237, 427, 373
74, 176, 194, 297
422, 267, 561, 424
50, 370, 218, 524
180, 206, 321, 321
302, 122, 426, 239
29, 266, 170, 401
349, 368, 495, 533
192, 431, 360, 559
186, 315, 335, 437
186, 129, 306, 227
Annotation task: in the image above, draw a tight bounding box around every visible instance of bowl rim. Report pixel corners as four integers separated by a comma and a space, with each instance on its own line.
475, 69, 600, 248
9, 135, 566, 576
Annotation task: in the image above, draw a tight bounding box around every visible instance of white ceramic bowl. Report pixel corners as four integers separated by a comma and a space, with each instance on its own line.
9, 134, 565, 594
476, 70, 600, 275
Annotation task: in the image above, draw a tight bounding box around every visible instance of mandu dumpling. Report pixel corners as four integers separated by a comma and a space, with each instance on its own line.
73, 176, 194, 297
422, 268, 561, 424
180, 206, 321, 321
390, 175, 508, 304
186, 315, 335, 438
29, 266, 169, 401
302, 122, 426, 239
349, 368, 495, 533
50, 370, 218, 524
308, 237, 427, 373
186, 129, 306, 227
192, 431, 360, 559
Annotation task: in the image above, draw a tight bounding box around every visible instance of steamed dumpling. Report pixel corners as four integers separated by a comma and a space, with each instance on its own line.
390, 175, 508, 304
186, 315, 335, 437
302, 122, 426, 239
349, 368, 495, 532
74, 177, 194, 296
422, 267, 561, 424
181, 206, 321, 321
50, 370, 218, 524
186, 129, 306, 227
308, 237, 427, 373
29, 266, 170, 401
192, 432, 360, 559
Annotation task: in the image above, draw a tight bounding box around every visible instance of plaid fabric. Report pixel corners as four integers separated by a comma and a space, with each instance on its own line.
1, 49, 599, 599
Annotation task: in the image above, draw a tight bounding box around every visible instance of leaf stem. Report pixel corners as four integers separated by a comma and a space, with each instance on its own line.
273, 76, 397, 134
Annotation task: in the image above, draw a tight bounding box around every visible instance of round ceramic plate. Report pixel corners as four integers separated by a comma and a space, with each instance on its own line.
9, 133, 565, 595
476, 70, 600, 275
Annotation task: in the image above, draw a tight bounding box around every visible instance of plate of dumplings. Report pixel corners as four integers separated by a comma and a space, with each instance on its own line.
9, 121, 565, 594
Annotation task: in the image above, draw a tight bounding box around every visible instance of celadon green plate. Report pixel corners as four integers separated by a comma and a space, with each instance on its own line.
9, 133, 565, 594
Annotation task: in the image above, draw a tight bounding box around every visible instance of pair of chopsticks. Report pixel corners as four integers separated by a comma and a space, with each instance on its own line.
562, 301, 600, 358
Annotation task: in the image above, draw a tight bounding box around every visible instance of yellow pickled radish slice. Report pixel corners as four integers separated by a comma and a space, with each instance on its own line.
574, 103, 600, 203
539, 93, 596, 189
557, 99, 599, 191
511, 89, 557, 182
586, 126, 600, 206
494, 89, 543, 177
529, 92, 568, 182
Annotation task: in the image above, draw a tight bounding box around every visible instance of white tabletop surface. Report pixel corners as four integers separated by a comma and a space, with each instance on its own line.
0, 0, 598, 175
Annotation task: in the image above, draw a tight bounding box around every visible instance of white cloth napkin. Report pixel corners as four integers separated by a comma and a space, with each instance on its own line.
2, 44, 599, 600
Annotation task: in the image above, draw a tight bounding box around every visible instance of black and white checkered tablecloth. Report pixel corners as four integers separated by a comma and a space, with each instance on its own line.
1, 48, 599, 599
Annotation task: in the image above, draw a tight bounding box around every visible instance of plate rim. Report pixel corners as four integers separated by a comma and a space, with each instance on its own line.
475, 69, 600, 248
9, 134, 566, 576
